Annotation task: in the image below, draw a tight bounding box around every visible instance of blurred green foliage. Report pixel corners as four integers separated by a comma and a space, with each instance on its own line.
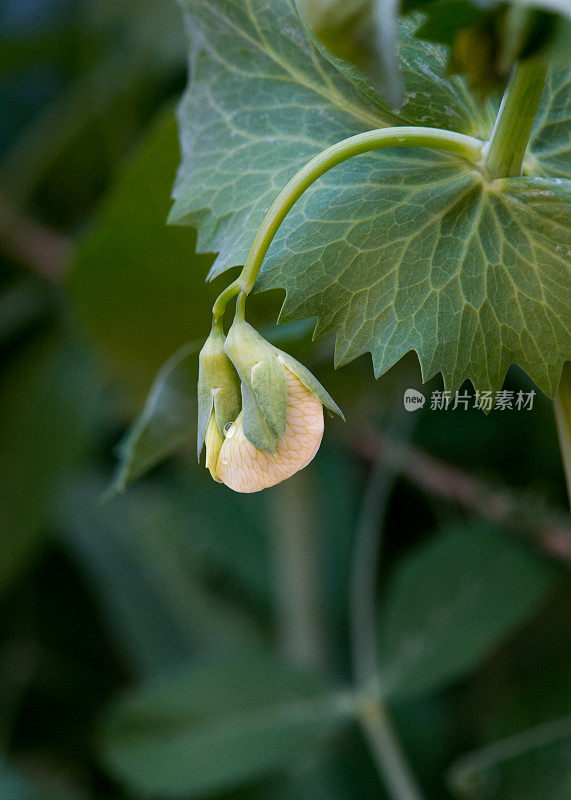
0, 1, 569, 799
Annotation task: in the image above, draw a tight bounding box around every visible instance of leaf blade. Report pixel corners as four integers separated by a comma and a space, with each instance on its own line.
257, 162, 571, 395
377, 523, 555, 700
99, 653, 352, 798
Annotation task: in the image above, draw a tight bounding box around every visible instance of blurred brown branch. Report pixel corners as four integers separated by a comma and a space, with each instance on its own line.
0, 192, 72, 282
349, 425, 571, 565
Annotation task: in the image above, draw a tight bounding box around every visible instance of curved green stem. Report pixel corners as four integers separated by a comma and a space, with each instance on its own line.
240, 127, 482, 294
483, 60, 547, 180
212, 125, 483, 319
234, 291, 247, 323
212, 278, 241, 321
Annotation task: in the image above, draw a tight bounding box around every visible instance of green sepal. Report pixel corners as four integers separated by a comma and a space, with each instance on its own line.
204, 409, 223, 481
197, 323, 241, 461
197, 382, 213, 462
241, 382, 279, 453
273, 351, 344, 420
224, 320, 287, 438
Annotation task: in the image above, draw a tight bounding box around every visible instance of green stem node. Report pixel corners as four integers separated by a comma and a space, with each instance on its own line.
358, 694, 426, 800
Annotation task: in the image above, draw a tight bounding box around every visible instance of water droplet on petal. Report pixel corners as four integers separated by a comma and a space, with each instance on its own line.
224, 422, 236, 438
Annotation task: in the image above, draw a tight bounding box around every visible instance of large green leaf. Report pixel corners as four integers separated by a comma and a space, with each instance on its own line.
258, 164, 571, 395
99, 653, 352, 797
170, 0, 489, 278
377, 524, 555, 699
171, 0, 569, 395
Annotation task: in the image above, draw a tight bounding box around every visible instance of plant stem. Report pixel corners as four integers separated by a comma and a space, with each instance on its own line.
350, 416, 425, 800
348, 424, 571, 563
212, 126, 483, 318
234, 291, 247, 323
350, 451, 394, 689
270, 473, 327, 669
359, 695, 426, 800
554, 362, 571, 506
212, 278, 241, 320
483, 60, 547, 180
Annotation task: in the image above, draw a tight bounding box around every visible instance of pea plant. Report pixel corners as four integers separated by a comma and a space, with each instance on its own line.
89, 0, 571, 798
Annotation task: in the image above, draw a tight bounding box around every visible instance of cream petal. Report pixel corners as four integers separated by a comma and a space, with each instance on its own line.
216, 368, 324, 492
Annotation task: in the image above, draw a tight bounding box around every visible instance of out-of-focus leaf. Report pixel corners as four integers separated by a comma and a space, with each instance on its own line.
297, 0, 401, 105
0, 329, 98, 597
267, 746, 373, 800
486, 737, 571, 800
448, 587, 571, 799
100, 652, 352, 798
411, 0, 569, 95
300, 0, 568, 100
0, 30, 81, 76
80, 0, 186, 68
0, 0, 186, 206
312, 440, 362, 626
378, 524, 555, 699
0, 759, 87, 800
0, 761, 39, 800
110, 341, 199, 494
168, 468, 273, 604
57, 473, 263, 677
0, 280, 51, 348
70, 107, 214, 401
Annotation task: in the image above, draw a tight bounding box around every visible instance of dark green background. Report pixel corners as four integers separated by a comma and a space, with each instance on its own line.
0, 1, 569, 798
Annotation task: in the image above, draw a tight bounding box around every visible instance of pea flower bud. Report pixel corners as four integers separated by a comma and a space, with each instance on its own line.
197, 322, 241, 466
207, 319, 343, 492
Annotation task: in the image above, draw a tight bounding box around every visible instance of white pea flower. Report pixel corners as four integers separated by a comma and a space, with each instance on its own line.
202, 319, 343, 492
